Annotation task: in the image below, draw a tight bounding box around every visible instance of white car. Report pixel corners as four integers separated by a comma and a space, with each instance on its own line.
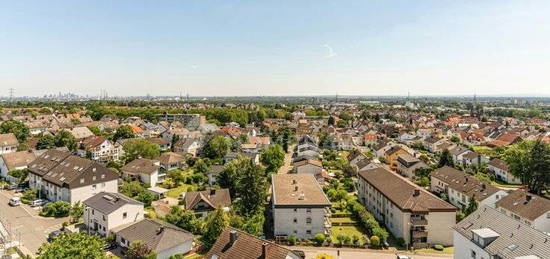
9, 197, 21, 206
30, 199, 47, 207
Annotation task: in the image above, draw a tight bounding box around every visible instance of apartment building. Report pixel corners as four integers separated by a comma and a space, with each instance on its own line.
454, 206, 550, 259
83, 192, 144, 236
271, 174, 331, 239
27, 149, 119, 204
431, 166, 507, 209
495, 189, 550, 233
358, 167, 457, 248
77, 135, 122, 163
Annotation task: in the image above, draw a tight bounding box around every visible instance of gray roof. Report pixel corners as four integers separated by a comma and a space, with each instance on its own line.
454, 206, 550, 259
83, 192, 142, 215
114, 218, 194, 253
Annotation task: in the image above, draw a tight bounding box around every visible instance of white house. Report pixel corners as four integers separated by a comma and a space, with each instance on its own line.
0, 133, 18, 155
495, 190, 550, 233
454, 206, 549, 259
121, 158, 161, 186
27, 149, 119, 204
83, 192, 144, 236
487, 158, 521, 184
0, 151, 36, 183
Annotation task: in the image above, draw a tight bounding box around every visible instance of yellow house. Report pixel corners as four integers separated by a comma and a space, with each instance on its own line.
384, 146, 409, 170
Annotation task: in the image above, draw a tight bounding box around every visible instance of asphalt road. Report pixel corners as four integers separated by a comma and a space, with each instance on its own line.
0, 190, 67, 255
289, 246, 453, 259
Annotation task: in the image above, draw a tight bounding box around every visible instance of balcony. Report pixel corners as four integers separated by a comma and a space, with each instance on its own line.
412, 230, 428, 238
410, 218, 428, 226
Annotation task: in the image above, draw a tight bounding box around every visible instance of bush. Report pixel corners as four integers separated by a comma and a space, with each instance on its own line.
434, 244, 444, 251
370, 235, 380, 247
40, 201, 71, 217
21, 188, 38, 204
288, 234, 297, 246
395, 237, 406, 248
313, 234, 326, 246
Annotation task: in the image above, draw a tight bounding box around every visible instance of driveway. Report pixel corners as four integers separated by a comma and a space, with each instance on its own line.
289, 246, 452, 259
278, 144, 295, 174
0, 190, 68, 255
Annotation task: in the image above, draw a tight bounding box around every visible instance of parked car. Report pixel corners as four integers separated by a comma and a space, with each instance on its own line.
14, 187, 25, 193
396, 255, 413, 259
292, 250, 305, 259
30, 199, 47, 207
8, 197, 21, 206
6, 184, 17, 191
47, 230, 65, 242
102, 242, 117, 251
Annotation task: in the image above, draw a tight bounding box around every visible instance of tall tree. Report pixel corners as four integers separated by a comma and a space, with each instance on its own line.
113, 125, 135, 141
165, 206, 203, 234
437, 149, 454, 168
36, 134, 55, 150
203, 135, 231, 159
54, 130, 77, 151
37, 233, 106, 259
235, 158, 267, 216
201, 207, 229, 250
123, 139, 160, 162
260, 144, 285, 173
0, 120, 30, 142
505, 140, 550, 194
217, 160, 239, 197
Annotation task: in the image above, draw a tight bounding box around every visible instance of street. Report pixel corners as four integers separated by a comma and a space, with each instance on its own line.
0, 190, 67, 255
277, 144, 295, 174
290, 246, 452, 259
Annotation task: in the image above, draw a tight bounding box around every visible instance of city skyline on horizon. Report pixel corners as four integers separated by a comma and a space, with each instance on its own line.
2, 1, 550, 97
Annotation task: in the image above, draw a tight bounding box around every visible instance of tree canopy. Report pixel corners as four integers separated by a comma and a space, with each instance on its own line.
37, 233, 106, 259
113, 125, 135, 141
54, 130, 77, 151
260, 144, 285, 173
504, 140, 550, 194
123, 139, 160, 162
203, 135, 231, 159
437, 149, 454, 168
0, 120, 29, 142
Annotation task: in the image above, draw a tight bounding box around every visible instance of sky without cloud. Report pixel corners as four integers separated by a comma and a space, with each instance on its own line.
1, 0, 550, 97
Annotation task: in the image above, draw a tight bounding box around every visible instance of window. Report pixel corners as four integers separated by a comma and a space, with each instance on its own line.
306, 230, 311, 235
293, 218, 298, 223
293, 208, 297, 212
92, 209, 95, 215
102, 215, 105, 221
547, 212, 550, 219
306, 217, 312, 224
92, 184, 97, 190
123, 212, 127, 219
306, 208, 311, 213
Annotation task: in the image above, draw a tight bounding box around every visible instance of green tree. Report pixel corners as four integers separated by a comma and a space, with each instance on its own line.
201, 207, 229, 250
260, 144, 285, 173
37, 233, 106, 259
87, 126, 102, 136
40, 201, 71, 217
123, 139, 160, 162
136, 191, 155, 207
0, 120, 30, 142
369, 235, 380, 247
229, 212, 264, 236
8, 169, 28, 183
69, 201, 84, 223
36, 134, 55, 150
203, 135, 231, 159
463, 196, 479, 216
314, 233, 326, 246
165, 206, 203, 234
126, 240, 156, 259
504, 140, 550, 194
217, 160, 240, 197
234, 158, 267, 216
54, 130, 77, 151
193, 158, 211, 174
120, 181, 146, 197
437, 149, 454, 168
113, 125, 135, 141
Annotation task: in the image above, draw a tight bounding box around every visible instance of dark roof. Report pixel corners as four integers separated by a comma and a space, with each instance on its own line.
359, 167, 456, 213
121, 158, 160, 175
114, 219, 194, 253
184, 188, 231, 211
28, 149, 118, 188
205, 227, 297, 259
83, 192, 142, 214
271, 174, 331, 207
431, 166, 501, 202
495, 190, 550, 221
454, 206, 550, 258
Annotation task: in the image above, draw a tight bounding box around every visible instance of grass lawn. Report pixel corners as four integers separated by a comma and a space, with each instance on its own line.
166, 184, 194, 198
184, 253, 205, 259
416, 246, 454, 254
491, 181, 522, 189
330, 217, 356, 224
330, 226, 365, 241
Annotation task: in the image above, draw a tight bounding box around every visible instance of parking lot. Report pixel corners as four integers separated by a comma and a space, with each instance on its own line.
0, 190, 67, 255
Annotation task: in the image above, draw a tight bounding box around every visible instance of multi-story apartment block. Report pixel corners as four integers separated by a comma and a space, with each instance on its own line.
358, 167, 457, 248
431, 166, 507, 210
454, 206, 550, 259
271, 174, 331, 239
27, 149, 119, 204
495, 189, 550, 233
83, 192, 144, 236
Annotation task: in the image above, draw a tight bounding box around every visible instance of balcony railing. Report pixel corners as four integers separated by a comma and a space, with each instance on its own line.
412, 231, 428, 238
410, 218, 428, 225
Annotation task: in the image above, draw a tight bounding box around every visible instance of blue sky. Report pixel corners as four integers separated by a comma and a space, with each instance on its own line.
1, 0, 550, 97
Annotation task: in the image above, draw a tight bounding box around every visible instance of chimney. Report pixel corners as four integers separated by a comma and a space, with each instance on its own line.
292, 179, 297, 185
413, 189, 420, 197
262, 242, 268, 258
526, 195, 532, 202
294, 186, 298, 192
298, 192, 305, 200
481, 183, 486, 190
229, 230, 238, 246
210, 189, 216, 196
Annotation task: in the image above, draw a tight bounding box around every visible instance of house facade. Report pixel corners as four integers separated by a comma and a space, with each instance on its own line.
83, 192, 144, 236
0, 133, 19, 155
